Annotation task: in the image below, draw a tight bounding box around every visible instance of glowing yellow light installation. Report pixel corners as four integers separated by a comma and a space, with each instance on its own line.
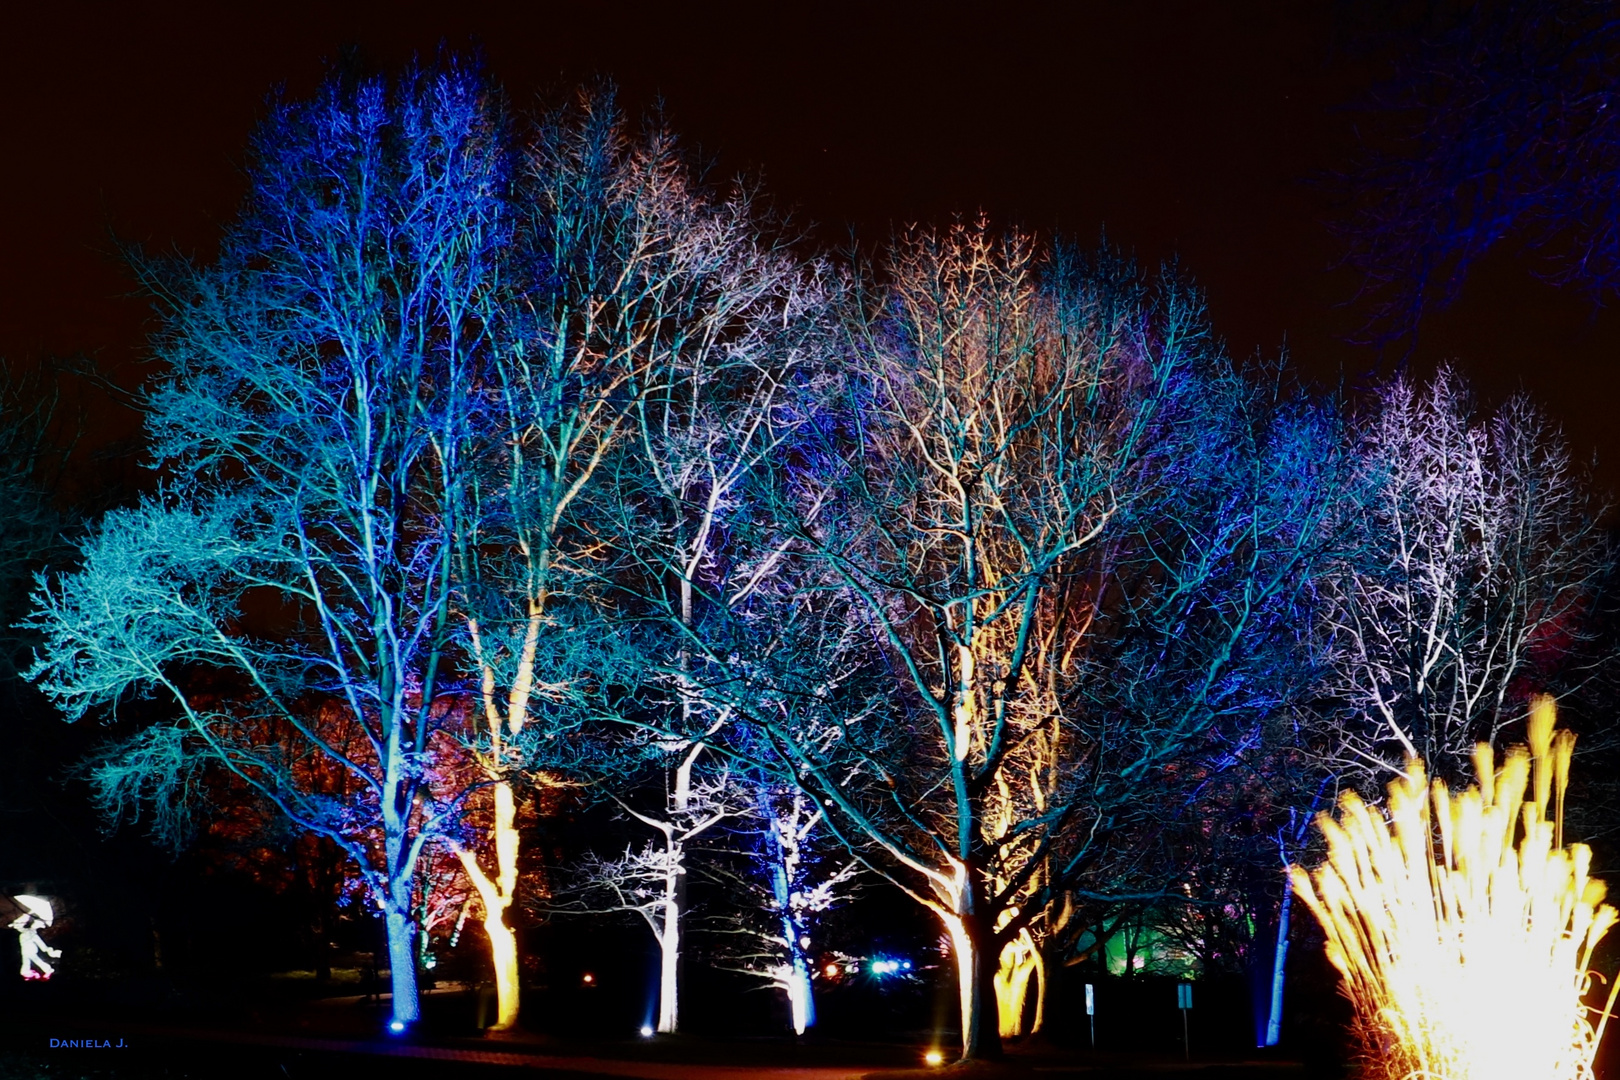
1290, 696, 1620, 1080
993, 918, 1041, 1038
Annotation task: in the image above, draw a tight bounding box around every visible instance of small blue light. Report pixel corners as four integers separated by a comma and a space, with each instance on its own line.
389, 1020, 405, 1034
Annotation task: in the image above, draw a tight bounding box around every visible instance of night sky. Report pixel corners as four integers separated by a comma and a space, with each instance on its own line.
6, 2, 1618, 490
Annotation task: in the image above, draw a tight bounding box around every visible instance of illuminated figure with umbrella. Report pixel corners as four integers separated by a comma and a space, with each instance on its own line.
9, 895, 60, 980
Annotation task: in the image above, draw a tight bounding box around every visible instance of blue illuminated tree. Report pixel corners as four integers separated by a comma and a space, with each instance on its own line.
967, 378, 1352, 1046
1336, 1, 1620, 343
26, 62, 508, 1031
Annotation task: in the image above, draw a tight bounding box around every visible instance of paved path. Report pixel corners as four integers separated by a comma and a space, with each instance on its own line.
114, 1025, 886, 1079
43, 1022, 1308, 1079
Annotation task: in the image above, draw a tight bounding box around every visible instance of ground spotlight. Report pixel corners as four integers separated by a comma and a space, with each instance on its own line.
640, 1024, 654, 1038
388, 1020, 406, 1034
925, 1049, 944, 1066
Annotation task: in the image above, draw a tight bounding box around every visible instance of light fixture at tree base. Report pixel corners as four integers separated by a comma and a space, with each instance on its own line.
1291, 695, 1620, 1080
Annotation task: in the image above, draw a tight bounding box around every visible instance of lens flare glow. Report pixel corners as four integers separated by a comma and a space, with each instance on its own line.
1291, 696, 1619, 1080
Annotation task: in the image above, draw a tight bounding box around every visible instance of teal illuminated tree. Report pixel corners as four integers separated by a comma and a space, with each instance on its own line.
25, 62, 507, 1031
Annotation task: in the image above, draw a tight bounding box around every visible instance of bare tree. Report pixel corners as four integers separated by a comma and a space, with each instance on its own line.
702, 783, 860, 1036
526, 128, 835, 1034
555, 747, 746, 1032
638, 222, 1244, 1059
670, 224, 1354, 1061
25, 63, 506, 1031
445, 87, 722, 1033
1317, 368, 1611, 788
1333, 1, 1620, 344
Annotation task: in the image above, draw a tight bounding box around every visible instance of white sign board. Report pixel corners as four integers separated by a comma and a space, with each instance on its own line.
1085, 982, 1095, 1015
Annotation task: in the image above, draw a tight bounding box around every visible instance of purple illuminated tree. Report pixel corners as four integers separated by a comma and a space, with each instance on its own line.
729, 784, 859, 1036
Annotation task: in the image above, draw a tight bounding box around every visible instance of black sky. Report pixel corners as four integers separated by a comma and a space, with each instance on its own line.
5, 2, 1618, 490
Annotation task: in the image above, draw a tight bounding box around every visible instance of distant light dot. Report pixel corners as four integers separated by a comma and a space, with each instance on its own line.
825, 963, 839, 977
582, 972, 595, 984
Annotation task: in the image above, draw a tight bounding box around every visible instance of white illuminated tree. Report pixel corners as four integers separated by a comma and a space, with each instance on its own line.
534, 116, 834, 1035
1317, 368, 1611, 788
711, 784, 859, 1036
442, 87, 731, 1034
562, 747, 746, 1033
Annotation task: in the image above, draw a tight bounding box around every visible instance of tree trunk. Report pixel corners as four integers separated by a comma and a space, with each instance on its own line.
381, 714, 422, 1030
943, 911, 1004, 1061
1264, 881, 1293, 1047
1262, 785, 1324, 1047
781, 901, 817, 1034
1031, 937, 1065, 1040
481, 909, 520, 1030
993, 927, 1041, 1038
384, 905, 421, 1026
786, 959, 814, 1036
657, 843, 681, 1033
455, 781, 522, 1031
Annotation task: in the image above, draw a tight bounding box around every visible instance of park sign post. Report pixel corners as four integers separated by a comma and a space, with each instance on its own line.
1178, 982, 1193, 1059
